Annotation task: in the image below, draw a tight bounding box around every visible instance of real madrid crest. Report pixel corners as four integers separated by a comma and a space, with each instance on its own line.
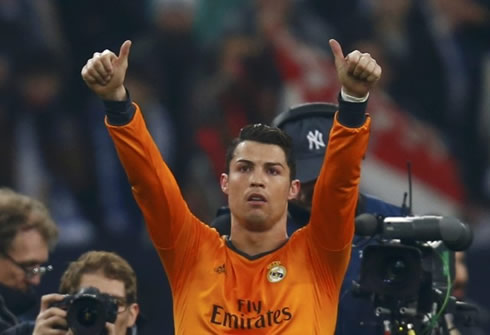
267, 261, 287, 283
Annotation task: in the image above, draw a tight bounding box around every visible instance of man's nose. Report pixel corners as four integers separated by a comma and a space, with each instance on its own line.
250, 171, 265, 187
27, 273, 41, 286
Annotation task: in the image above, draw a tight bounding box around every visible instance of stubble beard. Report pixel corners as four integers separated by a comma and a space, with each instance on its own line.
243, 212, 270, 232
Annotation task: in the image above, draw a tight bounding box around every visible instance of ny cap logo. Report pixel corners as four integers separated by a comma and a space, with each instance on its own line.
306, 130, 325, 150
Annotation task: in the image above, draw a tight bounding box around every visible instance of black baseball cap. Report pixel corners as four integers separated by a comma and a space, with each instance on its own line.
272, 102, 337, 183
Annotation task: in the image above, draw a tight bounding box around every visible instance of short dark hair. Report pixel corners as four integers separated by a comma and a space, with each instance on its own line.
225, 123, 296, 180
59, 251, 137, 304
0, 188, 58, 255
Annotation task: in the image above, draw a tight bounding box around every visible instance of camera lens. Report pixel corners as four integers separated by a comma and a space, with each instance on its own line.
77, 306, 98, 327
67, 297, 106, 335
383, 258, 408, 285
360, 245, 424, 299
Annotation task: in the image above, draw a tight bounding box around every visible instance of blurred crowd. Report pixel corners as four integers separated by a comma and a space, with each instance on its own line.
0, 0, 489, 333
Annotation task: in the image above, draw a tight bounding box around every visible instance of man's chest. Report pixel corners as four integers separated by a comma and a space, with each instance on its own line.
175, 255, 326, 331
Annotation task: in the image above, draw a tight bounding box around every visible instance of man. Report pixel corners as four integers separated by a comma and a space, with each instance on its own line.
0, 188, 58, 332
445, 251, 488, 335
31, 251, 140, 335
81, 38, 381, 333
211, 102, 404, 335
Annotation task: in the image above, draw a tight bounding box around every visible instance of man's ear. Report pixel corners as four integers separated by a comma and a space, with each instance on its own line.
127, 303, 140, 327
288, 179, 301, 200
220, 173, 229, 194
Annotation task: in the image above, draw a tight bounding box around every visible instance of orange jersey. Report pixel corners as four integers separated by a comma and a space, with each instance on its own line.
106, 103, 371, 334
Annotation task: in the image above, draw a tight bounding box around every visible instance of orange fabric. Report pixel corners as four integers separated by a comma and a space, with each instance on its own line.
106, 103, 371, 334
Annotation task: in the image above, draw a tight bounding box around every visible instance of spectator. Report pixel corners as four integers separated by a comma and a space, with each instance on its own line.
0, 188, 58, 332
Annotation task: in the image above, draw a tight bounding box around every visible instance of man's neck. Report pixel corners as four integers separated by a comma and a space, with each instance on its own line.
228, 217, 288, 257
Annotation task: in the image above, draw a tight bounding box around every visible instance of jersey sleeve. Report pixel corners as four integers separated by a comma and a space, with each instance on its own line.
307, 114, 371, 251
105, 103, 215, 278
299, 113, 370, 293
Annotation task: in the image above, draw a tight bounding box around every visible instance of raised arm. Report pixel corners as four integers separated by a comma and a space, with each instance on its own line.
308, 39, 381, 251
81, 41, 192, 250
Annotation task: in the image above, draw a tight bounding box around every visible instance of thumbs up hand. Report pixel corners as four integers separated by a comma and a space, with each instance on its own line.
329, 39, 382, 98
81, 40, 132, 101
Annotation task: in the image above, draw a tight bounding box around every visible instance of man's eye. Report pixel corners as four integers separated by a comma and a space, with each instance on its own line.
239, 166, 250, 172
20, 264, 38, 271
111, 297, 126, 306
268, 168, 279, 175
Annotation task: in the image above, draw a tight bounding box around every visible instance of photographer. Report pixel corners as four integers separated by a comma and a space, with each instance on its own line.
32, 251, 139, 335
0, 188, 58, 333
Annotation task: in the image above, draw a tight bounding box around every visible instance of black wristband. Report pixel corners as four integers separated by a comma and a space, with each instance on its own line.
337, 93, 367, 128
103, 88, 136, 126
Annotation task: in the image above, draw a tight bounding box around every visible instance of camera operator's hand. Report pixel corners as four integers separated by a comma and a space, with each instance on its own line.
33, 294, 69, 335
329, 39, 382, 98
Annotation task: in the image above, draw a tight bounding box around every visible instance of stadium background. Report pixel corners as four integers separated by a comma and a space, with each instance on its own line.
0, 0, 489, 333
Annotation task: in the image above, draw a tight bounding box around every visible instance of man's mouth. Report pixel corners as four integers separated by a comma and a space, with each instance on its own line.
247, 194, 267, 204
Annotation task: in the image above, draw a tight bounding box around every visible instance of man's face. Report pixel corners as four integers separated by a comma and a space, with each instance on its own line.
291, 180, 315, 210
221, 140, 299, 232
0, 229, 48, 291
73, 272, 139, 335
452, 251, 468, 299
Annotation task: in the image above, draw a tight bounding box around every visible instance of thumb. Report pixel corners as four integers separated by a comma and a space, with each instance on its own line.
117, 40, 132, 63
329, 39, 345, 69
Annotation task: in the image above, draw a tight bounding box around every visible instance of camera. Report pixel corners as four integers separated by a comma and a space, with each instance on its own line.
50, 286, 118, 335
352, 214, 474, 334
359, 241, 452, 308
